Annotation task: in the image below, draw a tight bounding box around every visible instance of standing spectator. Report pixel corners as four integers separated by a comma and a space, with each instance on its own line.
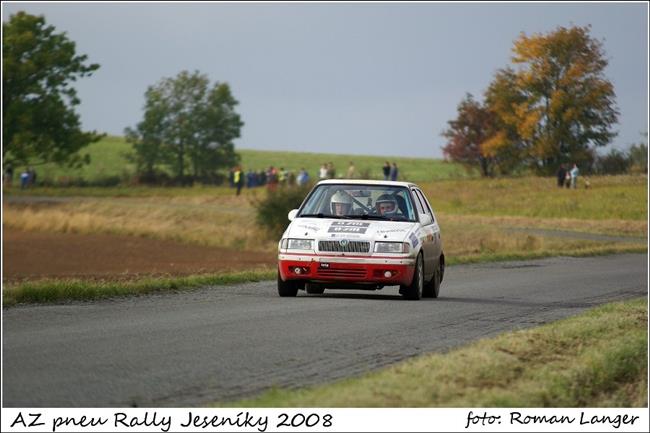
3, 163, 13, 188
347, 161, 356, 179
570, 163, 579, 189
327, 162, 336, 179
267, 166, 278, 191
246, 169, 255, 188
297, 168, 309, 186
258, 169, 267, 186
382, 161, 391, 180
565, 171, 571, 189
20, 169, 30, 189
556, 164, 566, 188
389, 162, 398, 181
233, 166, 244, 195
319, 163, 328, 180
228, 168, 235, 188
278, 167, 288, 186
28, 167, 37, 186
287, 170, 296, 187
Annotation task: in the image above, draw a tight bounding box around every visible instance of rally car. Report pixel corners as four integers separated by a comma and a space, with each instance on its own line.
277, 180, 444, 300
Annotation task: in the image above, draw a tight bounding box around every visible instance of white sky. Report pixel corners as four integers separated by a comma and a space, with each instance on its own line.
2, 1, 648, 158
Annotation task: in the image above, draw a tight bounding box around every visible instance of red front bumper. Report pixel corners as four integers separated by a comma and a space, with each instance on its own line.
279, 258, 415, 286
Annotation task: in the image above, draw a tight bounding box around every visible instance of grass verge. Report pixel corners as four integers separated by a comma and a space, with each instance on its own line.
222, 297, 648, 407
2, 269, 275, 307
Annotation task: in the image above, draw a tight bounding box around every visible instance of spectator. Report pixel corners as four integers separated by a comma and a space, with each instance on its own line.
382, 161, 391, 180
319, 163, 328, 180
570, 163, 579, 189
267, 166, 278, 191
389, 162, 398, 181
20, 170, 30, 189
228, 168, 235, 188
565, 171, 571, 189
297, 168, 309, 186
347, 161, 356, 179
278, 167, 288, 186
327, 162, 336, 179
246, 169, 255, 188
3, 163, 13, 188
556, 164, 566, 188
233, 166, 244, 196
28, 167, 37, 186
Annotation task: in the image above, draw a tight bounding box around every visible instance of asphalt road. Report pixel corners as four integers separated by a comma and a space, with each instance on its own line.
3, 253, 647, 407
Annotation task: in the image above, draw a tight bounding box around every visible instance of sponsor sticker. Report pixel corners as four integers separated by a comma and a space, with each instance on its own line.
409, 233, 419, 248
328, 221, 370, 234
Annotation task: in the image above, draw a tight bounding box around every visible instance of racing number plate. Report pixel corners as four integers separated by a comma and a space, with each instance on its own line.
319, 262, 330, 269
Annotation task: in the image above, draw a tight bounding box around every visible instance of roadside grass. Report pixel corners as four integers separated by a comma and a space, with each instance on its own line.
4, 201, 646, 258
223, 298, 648, 407
422, 175, 647, 221
2, 268, 276, 307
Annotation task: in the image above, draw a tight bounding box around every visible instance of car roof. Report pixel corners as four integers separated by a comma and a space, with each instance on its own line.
315, 179, 420, 188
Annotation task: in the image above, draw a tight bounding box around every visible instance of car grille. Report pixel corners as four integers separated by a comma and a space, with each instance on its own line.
318, 240, 370, 253
316, 267, 368, 279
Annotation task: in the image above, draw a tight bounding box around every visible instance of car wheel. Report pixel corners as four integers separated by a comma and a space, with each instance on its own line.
423, 257, 442, 298
277, 270, 298, 297
305, 284, 325, 295
401, 253, 423, 300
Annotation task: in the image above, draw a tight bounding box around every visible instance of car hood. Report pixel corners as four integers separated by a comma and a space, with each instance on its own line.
285, 218, 417, 243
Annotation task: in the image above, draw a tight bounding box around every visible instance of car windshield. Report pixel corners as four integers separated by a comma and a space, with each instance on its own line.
298, 184, 417, 222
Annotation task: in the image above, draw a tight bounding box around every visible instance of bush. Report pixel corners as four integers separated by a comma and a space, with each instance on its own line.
253, 185, 312, 239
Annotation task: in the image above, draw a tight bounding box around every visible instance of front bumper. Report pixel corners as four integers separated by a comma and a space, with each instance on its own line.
278, 253, 415, 286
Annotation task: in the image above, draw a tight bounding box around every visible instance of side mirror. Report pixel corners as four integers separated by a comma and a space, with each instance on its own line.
288, 209, 298, 221
419, 214, 432, 226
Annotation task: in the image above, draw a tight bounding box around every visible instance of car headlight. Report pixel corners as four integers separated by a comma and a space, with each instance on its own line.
374, 242, 410, 254
281, 238, 314, 250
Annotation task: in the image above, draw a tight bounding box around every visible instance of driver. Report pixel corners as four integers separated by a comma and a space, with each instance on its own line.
330, 191, 353, 216
375, 194, 399, 217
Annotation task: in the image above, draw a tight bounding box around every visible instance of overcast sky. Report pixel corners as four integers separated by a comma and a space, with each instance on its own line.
2, 2, 648, 158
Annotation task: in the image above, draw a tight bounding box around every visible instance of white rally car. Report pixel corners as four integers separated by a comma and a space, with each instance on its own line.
278, 180, 444, 300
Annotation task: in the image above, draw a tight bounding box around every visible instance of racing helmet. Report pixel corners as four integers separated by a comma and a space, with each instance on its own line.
375, 194, 398, 216
330, 191, 352, 215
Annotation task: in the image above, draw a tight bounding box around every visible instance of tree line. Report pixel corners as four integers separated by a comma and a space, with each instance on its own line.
3, 11, 242, 185
442, 25, 647, 176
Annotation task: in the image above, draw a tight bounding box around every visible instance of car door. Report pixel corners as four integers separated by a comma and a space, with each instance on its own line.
416, 188, 442, 263
410, 188, 436, 280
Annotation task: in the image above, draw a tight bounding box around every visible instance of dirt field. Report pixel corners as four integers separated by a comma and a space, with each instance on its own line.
2, 228, 276, 282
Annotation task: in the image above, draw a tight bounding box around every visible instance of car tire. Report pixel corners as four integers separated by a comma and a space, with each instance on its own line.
305, 284, 325, 295
278, 270, 299, 297
401, 253, 423, 300
423, 261, 441, 298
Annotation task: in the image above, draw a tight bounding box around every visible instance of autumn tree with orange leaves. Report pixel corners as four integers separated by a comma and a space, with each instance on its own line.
443, 25, 619, 175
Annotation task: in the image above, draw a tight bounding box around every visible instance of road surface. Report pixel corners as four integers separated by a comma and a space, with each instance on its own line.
3, 253, 647, 407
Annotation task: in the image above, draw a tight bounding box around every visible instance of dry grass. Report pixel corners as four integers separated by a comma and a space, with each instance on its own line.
3, 175, 646, 262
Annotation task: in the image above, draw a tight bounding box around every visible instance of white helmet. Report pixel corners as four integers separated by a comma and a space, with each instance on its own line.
330, 191, 352, 215
375, 194, 398, 216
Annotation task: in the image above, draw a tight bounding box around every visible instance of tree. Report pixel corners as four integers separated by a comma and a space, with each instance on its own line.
485, 25, 618, 174
441, 94, 496, 177
126, 70, 243, 183
627, 133, 648, 174
3, 11, 103, 168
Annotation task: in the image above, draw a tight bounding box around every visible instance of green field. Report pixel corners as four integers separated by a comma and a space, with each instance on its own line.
13, 135, 473, 185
